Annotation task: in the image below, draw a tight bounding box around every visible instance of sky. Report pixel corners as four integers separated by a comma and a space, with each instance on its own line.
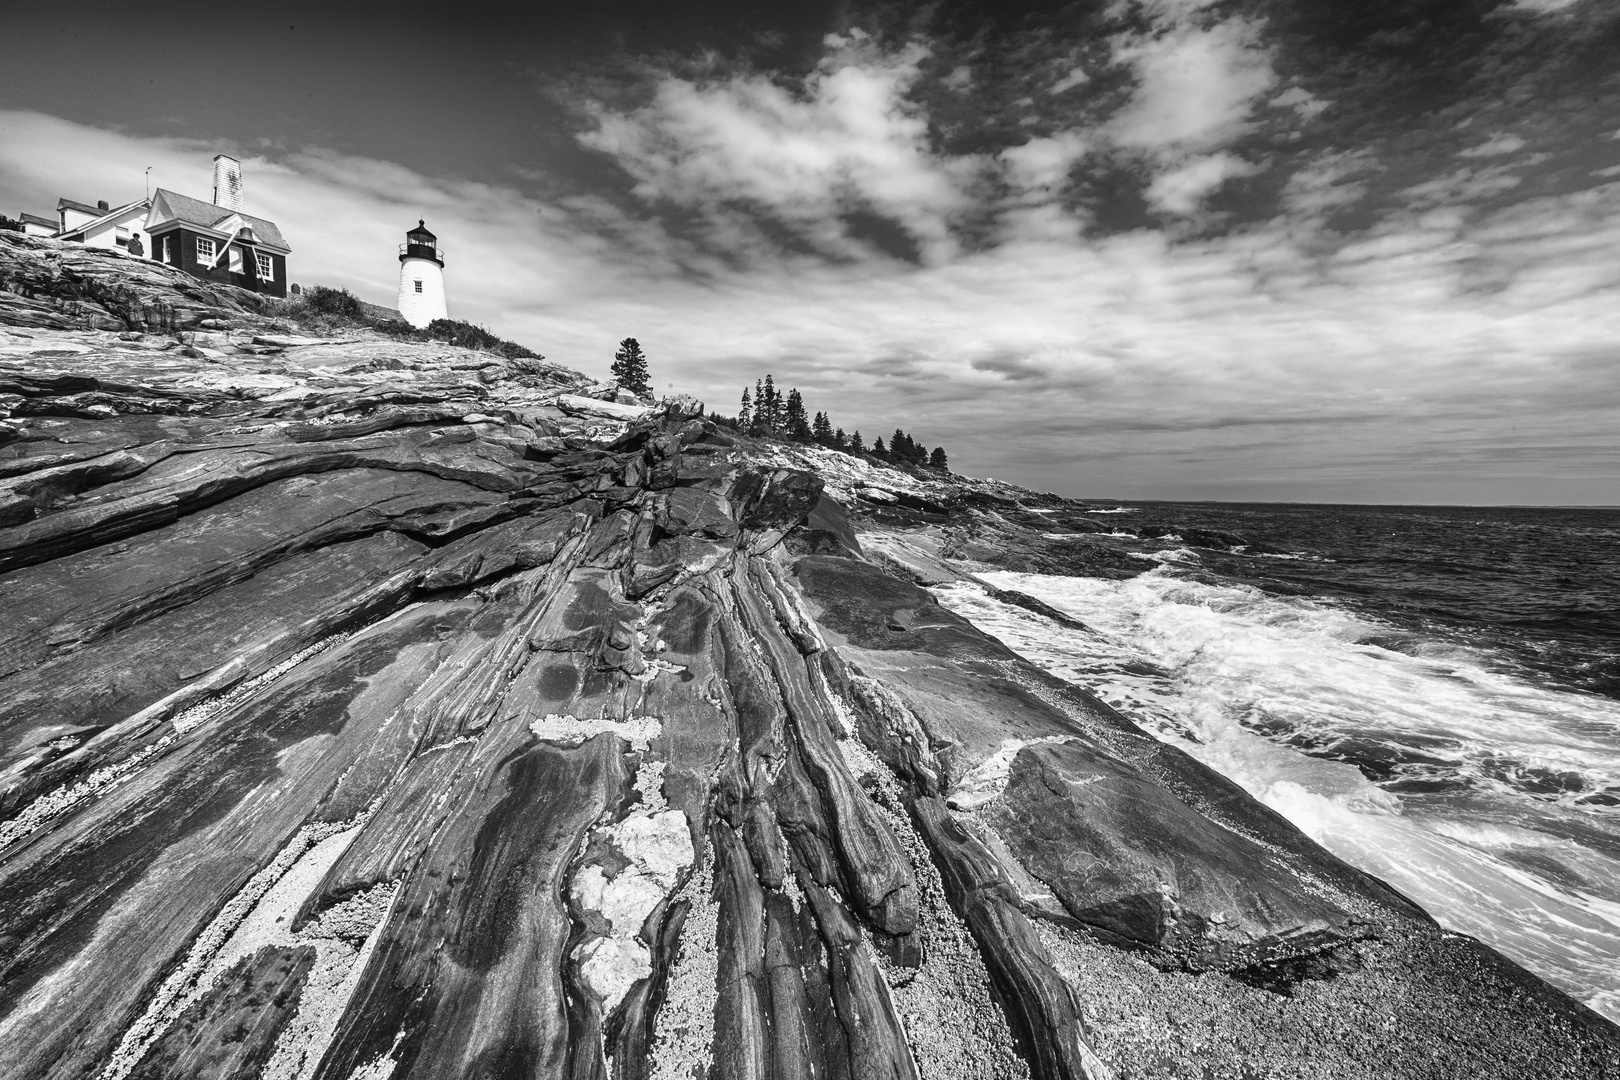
2, 0, 1618, 504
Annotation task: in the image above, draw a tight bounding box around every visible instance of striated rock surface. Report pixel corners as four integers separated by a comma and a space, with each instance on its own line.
1, 244, 1617, 1080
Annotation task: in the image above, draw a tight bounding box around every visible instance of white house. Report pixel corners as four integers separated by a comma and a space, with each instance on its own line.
54, 198, 153, 257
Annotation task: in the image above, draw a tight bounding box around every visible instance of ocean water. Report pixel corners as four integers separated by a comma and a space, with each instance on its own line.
932, 502, 1620, 1022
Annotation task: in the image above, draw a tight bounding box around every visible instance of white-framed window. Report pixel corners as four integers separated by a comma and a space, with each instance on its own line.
414, 279, 423, 293
195, 236, 216, 262
255, 251, 274, 280
228, 246, 243, 273
115, 226, 130, 248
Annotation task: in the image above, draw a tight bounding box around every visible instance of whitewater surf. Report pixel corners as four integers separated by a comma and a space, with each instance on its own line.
931, 507, 1620, 1024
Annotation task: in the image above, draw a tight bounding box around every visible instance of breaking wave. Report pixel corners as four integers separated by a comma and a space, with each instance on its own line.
935, 567, 1620, 1022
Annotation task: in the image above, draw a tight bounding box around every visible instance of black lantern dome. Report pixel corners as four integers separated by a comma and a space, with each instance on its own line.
399, 219, 444, 267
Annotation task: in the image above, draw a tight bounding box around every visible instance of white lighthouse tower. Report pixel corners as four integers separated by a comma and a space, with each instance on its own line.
397, 219, 446, 328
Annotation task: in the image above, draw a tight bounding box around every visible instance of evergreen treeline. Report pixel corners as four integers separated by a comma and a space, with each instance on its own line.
710, 374, 949, 472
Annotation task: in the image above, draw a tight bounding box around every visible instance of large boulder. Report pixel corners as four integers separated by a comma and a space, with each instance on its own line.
982, 740, 1365, 971
556, 393, 654, 423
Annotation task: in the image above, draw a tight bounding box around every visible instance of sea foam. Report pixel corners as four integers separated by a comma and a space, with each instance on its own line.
934, 568, 1620, 1022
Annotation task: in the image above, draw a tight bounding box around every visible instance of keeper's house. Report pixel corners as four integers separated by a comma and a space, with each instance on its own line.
11, 154, 293, 299
145, 187, 291, 298
142, 155, 290, 298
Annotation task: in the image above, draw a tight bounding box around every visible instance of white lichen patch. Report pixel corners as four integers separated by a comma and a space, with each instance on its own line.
343, 1054, 399, 1080
569, 759, 696, 1023
647, 856, 718, 1080
780, 865, 806, 914
333, 1030, 408, 1080
634, 759, 668, 813
838, 734, 919, 817
97, 812, 381, 1080
571, 809, 694, 939
260, 882, 400, 1080
827, 691, 859, 739
0, 627, 363, 852
530, 713, 663, 751
610, 810, 695, 891
573, 864, 669, 936
633, 657, 689, 683
577, 935, 654, 1013
170, 628, 360, 735
845, 741, 1033, 1080
946, 737, 1071, 811
0, 735, 172, 851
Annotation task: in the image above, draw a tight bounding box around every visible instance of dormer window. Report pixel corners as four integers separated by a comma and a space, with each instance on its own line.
195, 236, 216, 262
255, 252, 274, 280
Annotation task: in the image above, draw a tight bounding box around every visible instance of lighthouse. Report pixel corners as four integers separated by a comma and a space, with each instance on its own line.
397, 220, 446, 328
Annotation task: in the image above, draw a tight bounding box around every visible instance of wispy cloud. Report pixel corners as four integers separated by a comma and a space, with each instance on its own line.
1460, 133, 1528, 158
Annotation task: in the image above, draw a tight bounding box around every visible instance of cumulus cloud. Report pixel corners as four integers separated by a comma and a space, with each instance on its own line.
579, 38, 977, 263
1106, 17, 1275, 153
1000, 132, 1089, 195
1097, 4, 1276, 221
1144, 152, 1261, 215
1271, 86, 1330, 121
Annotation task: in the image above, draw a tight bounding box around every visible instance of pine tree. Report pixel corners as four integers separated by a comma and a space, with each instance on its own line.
611, 338, 651, 397
833, 426, 847, 450
929, 446, 948, 470
813, 411, 833, 444
784, 389, 810, 440
892, 429, 909, 460
872, 435, 886, 455
850, 430, 863, 453
761, 374, 780, 434
739, 387, 752, 429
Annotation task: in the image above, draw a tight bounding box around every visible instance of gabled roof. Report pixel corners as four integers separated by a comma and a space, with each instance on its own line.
57, 198, 106, 216
60, 199, 150, 237
19, 213, 55, 228
147, 188, 291, 252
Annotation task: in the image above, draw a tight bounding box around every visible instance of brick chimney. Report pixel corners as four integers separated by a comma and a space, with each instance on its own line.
211, 154, 243, 212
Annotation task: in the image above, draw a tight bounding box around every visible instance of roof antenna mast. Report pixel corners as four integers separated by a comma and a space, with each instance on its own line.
145, 167, 152, 201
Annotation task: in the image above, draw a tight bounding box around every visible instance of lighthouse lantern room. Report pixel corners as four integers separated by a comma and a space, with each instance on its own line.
397, 219, 447, 328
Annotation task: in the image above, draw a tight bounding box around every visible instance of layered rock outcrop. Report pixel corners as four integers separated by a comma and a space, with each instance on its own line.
1, 245, 1616, 1080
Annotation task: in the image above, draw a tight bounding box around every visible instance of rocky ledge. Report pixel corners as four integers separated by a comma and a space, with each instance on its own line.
0, 245, 1616, 1080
